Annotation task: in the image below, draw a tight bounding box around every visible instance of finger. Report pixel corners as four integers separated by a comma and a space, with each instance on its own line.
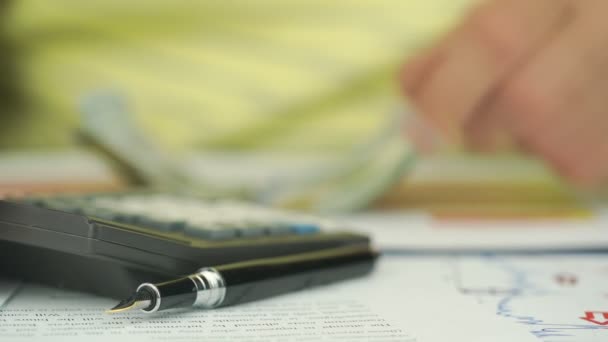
463, 106, 514, 152
401, 19, 465, 95
494, 1, 608, 185
410, 0, 571, 141
402, 113, 444, 154
400, 48, 444, 96
569, 1, 608, 184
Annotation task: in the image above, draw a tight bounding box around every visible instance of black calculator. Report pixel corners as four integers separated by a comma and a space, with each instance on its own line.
0, 193, 370, 298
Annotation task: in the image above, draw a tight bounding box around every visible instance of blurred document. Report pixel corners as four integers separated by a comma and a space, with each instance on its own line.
0, 258, 535, 342
336, 211, 608, 252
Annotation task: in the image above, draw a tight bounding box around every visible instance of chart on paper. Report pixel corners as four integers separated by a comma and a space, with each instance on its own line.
449, 255, 608, 342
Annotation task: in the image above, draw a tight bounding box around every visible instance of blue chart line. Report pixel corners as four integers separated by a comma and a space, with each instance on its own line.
489, 257, 608, 341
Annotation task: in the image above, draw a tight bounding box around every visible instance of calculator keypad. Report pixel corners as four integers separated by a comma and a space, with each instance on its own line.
27, 194, 325, 240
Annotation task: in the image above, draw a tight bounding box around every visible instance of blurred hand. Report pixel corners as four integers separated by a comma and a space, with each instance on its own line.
402, 0, 608, 186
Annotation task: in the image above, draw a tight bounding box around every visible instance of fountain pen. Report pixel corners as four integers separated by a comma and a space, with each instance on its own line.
108, 245, 378, 313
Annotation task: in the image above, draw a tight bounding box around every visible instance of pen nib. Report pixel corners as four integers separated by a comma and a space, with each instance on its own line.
106, 291, 153, 314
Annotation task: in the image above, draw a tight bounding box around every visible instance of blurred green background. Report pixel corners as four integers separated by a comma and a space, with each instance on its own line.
0, 0, 473, 152
4, 0, 594, 217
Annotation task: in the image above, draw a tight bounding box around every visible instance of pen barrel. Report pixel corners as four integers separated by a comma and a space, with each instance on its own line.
214, 246, 377, 308
140, 277, 198, 312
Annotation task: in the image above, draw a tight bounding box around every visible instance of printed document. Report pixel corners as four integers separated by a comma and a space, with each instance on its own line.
0, 258, 536, 342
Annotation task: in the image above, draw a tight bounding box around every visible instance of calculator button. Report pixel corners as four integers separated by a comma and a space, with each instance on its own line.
166, 220, 187, 232
265, 223, 293, 236
184, 223, 238, 240
237, 224, 267, 238
290, 223, 320, 235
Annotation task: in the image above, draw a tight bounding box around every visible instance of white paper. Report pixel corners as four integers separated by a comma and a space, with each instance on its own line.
334, 211, 608, 252
0, 258, 536, 342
